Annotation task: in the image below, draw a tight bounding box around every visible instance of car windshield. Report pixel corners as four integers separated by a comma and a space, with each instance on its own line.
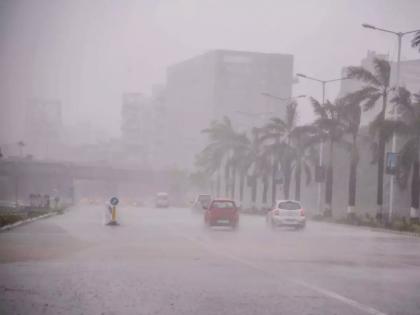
212, 201, 235, 209
277, 201, 301, 210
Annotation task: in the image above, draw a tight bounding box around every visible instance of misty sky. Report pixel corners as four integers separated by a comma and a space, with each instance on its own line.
1, 0, 420, 142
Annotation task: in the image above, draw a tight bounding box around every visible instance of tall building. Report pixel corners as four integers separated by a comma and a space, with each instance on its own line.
165, 49, 294, 169
149, 84, 169, 170
25, 98, 62, 159
398, 59, 420, 93
120, 93, 149, 165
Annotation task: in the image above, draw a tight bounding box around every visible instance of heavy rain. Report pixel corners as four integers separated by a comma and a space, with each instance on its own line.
1, 1, 420, 314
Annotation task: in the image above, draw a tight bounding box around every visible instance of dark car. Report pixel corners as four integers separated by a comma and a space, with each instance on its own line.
204, 199, 239, 229
192, 194, 212, 211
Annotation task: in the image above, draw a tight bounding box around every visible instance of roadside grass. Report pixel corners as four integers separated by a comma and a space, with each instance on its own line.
0, 205, 67, 228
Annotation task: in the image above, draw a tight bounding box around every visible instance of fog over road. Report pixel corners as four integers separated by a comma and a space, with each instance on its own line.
1, 205, 420, 315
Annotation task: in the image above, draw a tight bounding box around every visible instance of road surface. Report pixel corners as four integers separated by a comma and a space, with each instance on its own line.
1, 205, 420, 315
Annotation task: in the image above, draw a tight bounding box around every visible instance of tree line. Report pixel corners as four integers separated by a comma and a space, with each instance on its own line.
196, 57, 420, 223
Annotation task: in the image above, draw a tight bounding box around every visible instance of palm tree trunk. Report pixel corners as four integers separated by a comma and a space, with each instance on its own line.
251, 174, 257, 204
376, 133, 385, 221
224, 163, 230, 197
347, 136, 358, 217
283, 168, 291, 200
262, 176, 269, 205
271, 160, 277, 205
239, 172, 245, 202
410, 155, 420, 222
216, 170, 221, 197
376, 97, 387, 222
231, 165, 237, 199
324, 140, 334, 217
294, 159, 302, 201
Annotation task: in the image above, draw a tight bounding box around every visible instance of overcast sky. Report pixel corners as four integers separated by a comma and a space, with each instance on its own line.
1, 0, 420, 142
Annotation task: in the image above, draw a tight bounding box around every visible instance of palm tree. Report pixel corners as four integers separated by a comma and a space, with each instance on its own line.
412, 31, 420, 52
311, 97, 346, 217
235, 128, 264, 206
261, 101, 299, 202
289, 125, 318, 201
199, 117, 236, 196
390, 87, 420, 222
200, 117, 248, 199
339, 94, 362, 218
195, 145, 224, 196
227, 132, 249, 200
257, 148, 273, 207
345, 57, 392, 220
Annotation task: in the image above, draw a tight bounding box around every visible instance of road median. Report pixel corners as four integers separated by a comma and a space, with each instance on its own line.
0, 205, 68, 232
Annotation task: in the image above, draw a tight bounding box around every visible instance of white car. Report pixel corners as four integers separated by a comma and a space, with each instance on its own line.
155, 192, 169, 208
266, 200, 306, 229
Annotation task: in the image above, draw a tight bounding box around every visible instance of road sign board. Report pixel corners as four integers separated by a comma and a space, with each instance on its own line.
386, 152, 399, 175
110, 197, 119, 206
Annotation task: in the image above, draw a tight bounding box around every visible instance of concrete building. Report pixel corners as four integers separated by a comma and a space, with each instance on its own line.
165, 49, 294, 169
24, 98, 62, 159
120, 93, 149, 166
148, 84, 169, 170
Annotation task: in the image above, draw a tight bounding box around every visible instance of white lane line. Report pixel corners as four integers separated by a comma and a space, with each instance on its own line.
292, 279, 387, 315
174, 230, 388, 315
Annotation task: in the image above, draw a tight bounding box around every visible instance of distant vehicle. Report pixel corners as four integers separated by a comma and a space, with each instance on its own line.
204, 199, 239, 229
155, 192, 169, 208
192, 194, 212, 211
266, 200, 306, 229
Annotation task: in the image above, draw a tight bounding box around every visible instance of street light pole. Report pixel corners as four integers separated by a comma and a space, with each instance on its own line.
296, 73, 347, 216
362, 23, 420, 222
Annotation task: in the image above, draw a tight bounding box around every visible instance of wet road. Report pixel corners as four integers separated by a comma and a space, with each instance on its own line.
1, 205, 420, 315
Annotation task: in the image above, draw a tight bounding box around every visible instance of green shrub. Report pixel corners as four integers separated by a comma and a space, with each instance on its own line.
0, 213, 26, 227
410, 224, 420, 234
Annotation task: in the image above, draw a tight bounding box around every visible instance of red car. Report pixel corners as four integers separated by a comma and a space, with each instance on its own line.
204, 199, 239, 228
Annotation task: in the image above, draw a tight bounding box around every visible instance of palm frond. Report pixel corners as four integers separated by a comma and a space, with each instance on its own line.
362, 93, 382, 112
310, 97, 326, 118
372, 119, 411, 143
397, 137, 420, 189
286, 101, 298, 129
346, 66, 381, 87
303, 162, 312, 185
342, 86, 379, 105
411, 31, 420, 52
373, 58, 391, 87
368, 111, 385, 137
290, 125, 319, 139
391, 86, 415, 117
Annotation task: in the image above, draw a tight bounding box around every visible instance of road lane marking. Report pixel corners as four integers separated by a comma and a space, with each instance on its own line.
292, 280, 387, 315
173, 230, 388, 315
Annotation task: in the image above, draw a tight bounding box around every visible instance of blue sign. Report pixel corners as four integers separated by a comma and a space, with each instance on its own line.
386, 152, 399, 175
110, 197, 119, 206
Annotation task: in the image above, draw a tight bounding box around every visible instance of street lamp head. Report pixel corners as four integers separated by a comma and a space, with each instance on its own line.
296, 73, 307, 78
296, 94, 306, 98
362, 23, 376, 30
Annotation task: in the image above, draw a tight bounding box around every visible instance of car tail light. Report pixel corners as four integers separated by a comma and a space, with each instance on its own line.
273, 209, 280, 215
300, 208, 305, 216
